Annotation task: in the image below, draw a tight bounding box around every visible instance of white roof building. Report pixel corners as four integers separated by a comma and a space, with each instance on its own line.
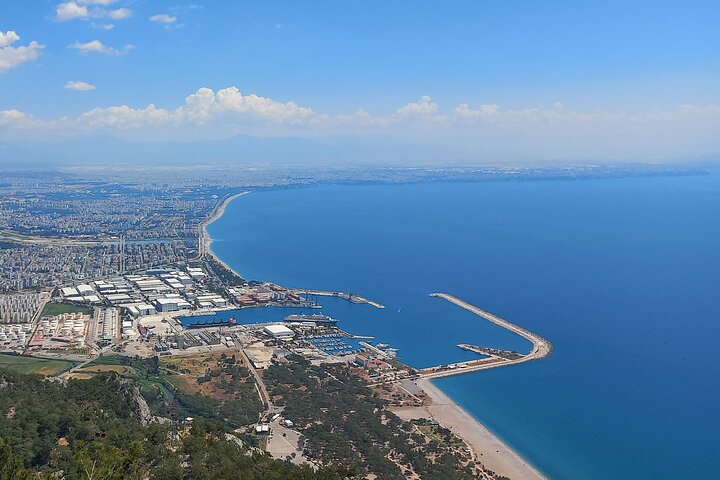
77, 284, 95, 295
263, 324, 295, 339
61, 287, 79, 297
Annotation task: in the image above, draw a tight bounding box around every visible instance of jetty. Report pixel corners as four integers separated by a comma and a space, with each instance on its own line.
418, 293, 552, 379
290, 289, 385, 309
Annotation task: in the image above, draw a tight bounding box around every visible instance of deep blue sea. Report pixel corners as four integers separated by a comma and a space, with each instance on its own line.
208, 170, 720, 480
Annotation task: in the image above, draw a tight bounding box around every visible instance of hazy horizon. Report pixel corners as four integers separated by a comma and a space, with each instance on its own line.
2, 1, 719, 166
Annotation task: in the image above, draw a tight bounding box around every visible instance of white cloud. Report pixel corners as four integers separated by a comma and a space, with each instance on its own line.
150, 14, 177, 24
106, 8, 131, 20
65, 80, 96, 91
396, 95, 439, 118
0, 31, 20, 48
0, 31, 44, 73
1, 87, 719, 161
78, 0, 118, 4
73, 87, 316, 130
0, 109, 30, 126
70, 39, 133, 55
56, 1, 131, 21
56, 1, 88, 21
91, 22, 115, 30
455, 103, 500, 119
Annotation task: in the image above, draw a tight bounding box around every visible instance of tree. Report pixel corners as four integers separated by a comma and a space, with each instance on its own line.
0, 439, 34, 480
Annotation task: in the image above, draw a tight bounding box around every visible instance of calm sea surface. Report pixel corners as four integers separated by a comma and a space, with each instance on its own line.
208, 170, 720, 479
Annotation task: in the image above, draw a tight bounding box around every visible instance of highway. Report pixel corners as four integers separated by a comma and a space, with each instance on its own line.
0, 230, 119, 247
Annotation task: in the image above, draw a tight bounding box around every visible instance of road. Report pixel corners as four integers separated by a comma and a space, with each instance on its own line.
0, 229, 120, 247
21, 292, 50, 355
58, 340, 130, 378
240, 348, 277, 416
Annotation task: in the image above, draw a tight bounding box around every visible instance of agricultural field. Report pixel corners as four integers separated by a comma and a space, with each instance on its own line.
0, 353, 74, 375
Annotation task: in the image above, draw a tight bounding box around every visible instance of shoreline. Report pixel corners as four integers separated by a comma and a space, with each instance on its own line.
414, 378, 546, 480
204, 189, 546, 479
391, 378, 547, 479
200, 191, 249, 278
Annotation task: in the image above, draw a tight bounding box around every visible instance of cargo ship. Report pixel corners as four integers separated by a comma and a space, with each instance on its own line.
186, 316, 237, 329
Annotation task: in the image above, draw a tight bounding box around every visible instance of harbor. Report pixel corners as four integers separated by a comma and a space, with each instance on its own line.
290, 289, 385, 309
417, 293, 553, 379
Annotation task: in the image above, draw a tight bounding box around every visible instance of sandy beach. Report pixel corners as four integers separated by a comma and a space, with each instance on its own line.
202, 191, 249, 254
200, 191, 249, 277
392, 378, 546, 480
201, 190, 545, 479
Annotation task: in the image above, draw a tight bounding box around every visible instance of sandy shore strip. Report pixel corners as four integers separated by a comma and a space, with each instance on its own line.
200, 191, 249, 277
200, 191, 544, 478
202, 191, 249, 253
393, 378, 547, 480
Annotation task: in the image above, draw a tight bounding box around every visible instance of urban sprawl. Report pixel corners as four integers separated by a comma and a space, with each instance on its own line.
0, 168, 554, 478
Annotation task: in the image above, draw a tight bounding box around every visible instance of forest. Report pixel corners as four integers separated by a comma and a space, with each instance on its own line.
0, 368, 354, 479
264, 355, 503, 480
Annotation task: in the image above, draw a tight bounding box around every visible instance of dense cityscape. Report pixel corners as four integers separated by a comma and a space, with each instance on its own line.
0, 166, 561, 479
2, 1, 718, 478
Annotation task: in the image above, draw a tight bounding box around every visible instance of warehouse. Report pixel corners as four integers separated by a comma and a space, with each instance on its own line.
263, 324, 295, 339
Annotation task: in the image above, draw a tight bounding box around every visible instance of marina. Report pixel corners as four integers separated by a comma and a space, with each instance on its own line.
306, 334, 363, 356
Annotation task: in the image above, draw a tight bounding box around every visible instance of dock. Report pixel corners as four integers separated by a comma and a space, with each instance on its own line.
290, 289, 385, 309
418, 293, 552, 379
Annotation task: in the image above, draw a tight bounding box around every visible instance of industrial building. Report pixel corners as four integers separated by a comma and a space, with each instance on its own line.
263, 324, 295, 339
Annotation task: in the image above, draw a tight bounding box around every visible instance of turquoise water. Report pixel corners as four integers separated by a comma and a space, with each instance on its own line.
208, 171, 720, 479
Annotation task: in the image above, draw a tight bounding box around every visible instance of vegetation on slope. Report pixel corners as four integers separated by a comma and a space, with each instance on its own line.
264, 355, 499, 479
0, 368, 354, 479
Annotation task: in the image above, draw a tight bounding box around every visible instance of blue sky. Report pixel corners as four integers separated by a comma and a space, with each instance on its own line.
1, 1, 719, 163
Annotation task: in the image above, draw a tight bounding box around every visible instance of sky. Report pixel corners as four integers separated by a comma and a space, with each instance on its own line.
1, 0, 719, 165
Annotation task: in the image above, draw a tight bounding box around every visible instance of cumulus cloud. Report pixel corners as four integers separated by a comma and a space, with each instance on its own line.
78, 0, 118, 5
56, 1, 131, 21
0, 31, 43, 73
56, 1, 88, 21
150, 14, 177, 24
65, 80, 96, 91
0, 109, 30, 126
396, 95, 439, 118
1, 87, 719, 161
106, 8, 131, 19
70, 39, 133, 55
0, 31, 20, 48
73, 86, 316, 130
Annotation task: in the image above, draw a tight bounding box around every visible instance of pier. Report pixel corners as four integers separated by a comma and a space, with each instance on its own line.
290, 289, 385, 309
418, 293, 552, 379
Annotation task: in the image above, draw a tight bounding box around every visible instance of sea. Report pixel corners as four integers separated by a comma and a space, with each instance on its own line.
207, 169, 720, 480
